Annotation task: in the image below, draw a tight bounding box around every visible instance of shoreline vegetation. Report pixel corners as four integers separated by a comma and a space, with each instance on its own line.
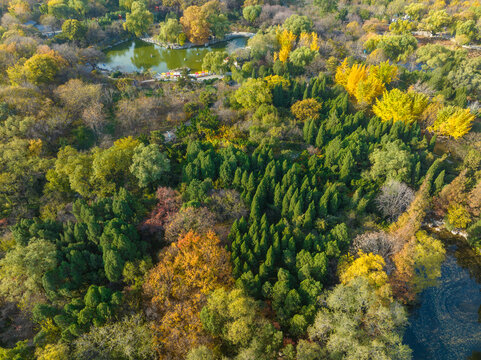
141, 31, 256, 49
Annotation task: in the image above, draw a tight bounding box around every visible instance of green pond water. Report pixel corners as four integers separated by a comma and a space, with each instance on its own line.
404, 231, 481, 359
102, 37, 248, 74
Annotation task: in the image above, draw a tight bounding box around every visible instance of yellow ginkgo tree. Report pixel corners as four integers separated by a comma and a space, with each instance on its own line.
372, 88, 428, 124
428, 105, 475, 139
335, 59, 398, 105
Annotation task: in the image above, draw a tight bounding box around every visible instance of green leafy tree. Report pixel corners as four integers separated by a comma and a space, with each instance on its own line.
123, 1, 153, 37
156, 18, 184, 44
283, 14, 313, 36
62, 19, 87, 41
308, 277, 411, 360
73, 315, 155, 360
234, 78, 272, 108
455, 20, 479, 45
369, 140, 413, 183
420, 10, 452, 35
202, 51, 231, 74
289, 47, 318, 68
129, 143, 170, 188
0, 239, 57, 308
243, 5, 261, 24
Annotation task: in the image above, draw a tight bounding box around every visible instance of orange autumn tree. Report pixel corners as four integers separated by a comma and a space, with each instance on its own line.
143, 231, 232, 359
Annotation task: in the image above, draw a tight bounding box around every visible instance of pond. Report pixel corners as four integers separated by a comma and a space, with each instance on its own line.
404, 231, 481, 359
101, 37, 248, 74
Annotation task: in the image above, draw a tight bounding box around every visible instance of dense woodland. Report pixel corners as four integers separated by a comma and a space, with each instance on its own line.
0, 0, 480, 358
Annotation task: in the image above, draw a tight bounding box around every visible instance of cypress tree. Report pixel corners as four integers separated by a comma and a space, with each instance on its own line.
307, 120, 318, 145
303, 202, 316, 229
330, 192, 339, 213
315, 125, 325, 148
303, 118, 312, 141
293, 200, 303, 219
233, 168, 242, 189
434, 169, 445, 194
247, 173, 256, 194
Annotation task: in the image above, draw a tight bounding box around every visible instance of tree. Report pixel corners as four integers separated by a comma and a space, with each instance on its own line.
180, 1, 226, 45
61, 19, 87, 41
234, 78, 272, 108
283, 14, 313, 36
8, 51, 66, 85
308, 277, 411, 360
389, 19, 414, 34
54, 79, 102, 118
0, 239, 57, 309
130, 143, 170, 188
376, 180, 415, 221
335, 59, 398, 105
392, 231, 445, 301
455, 20, 479, 45
143, 231, 232, 359
289, 46, 318, 68
202, 51, 230, 74
199, 288, 284, 358
180, 5, 210, 44
157, 18, 184, 44
72, 315, 155, 360
139, 187, 181, 239
351, 232, 396, 272
35, 343, 70, 360
405, 2, 426, 21
164, 206, 216, 242
340, 251, 390, 297
123, 1, 153, 37
420, 10, 452, 35
275, 28, 296, 63
428, 105, 474, 139
314, 0, 337, 14
373, 89, 428, 125
446, 204, 471, 229
243, 5, 261, 24
376, 34, 417, 62
369, 140, 413, 183
291, 99, 322, 122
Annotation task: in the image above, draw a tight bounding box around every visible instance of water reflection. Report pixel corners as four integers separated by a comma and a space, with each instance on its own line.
405, 232, 481, 359
103, 37, 247, 73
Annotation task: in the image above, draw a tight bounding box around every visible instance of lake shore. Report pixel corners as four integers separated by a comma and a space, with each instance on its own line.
140, 31, 255, 49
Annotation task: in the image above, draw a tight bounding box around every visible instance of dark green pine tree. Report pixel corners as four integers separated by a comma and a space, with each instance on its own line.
293, 200, 303, 219
434, 169, 445, 194
339, 151, 354, 182
307, 120, 318, 145
303, 202, 316, 229
274, 183, 282, 208
246, 173, 256, 194
233, 168, 242, 189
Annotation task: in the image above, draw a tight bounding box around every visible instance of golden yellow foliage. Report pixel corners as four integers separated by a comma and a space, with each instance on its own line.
428, 105, 475, 139
340, 251, 391, 299
291, 98, 322, 121
35, 343, 70, 360
28, 139, 42, 156
446, 204, 471, 228
335, 58, 398, 105
264, 74, 290, 89
373, 89, 428, 124
275, 28, 296, 63
299, 32, 319, 51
